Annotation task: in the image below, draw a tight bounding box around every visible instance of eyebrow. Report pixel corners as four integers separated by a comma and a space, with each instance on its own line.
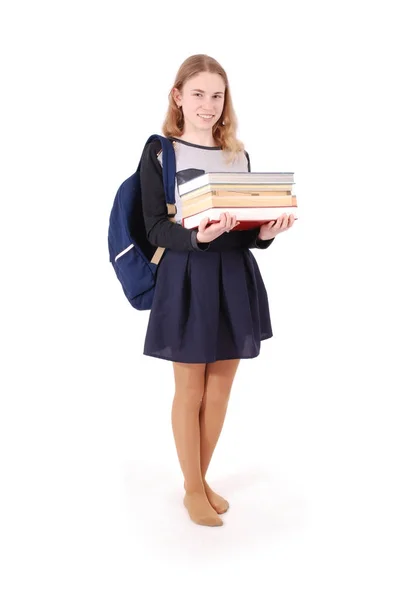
190, 89, 224, 94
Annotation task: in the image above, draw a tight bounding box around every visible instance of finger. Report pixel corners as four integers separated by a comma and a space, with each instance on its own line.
223, 213, 231, 233
262, 220, 275, 230
281, 213, 289, 228
199, 217, 209, 232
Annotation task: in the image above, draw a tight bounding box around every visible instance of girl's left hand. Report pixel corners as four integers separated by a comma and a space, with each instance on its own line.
258, 213, 295, 241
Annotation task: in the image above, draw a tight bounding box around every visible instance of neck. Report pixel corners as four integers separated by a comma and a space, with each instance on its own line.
177, 127, 218, 147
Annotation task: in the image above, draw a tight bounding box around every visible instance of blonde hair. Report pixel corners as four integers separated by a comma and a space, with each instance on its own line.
162, 54, 245, 164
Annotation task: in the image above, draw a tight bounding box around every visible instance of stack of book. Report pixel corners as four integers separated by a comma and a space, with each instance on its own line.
178, 172, 297, 230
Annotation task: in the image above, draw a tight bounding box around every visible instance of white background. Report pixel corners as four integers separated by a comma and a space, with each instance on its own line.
1, 0, 400, 598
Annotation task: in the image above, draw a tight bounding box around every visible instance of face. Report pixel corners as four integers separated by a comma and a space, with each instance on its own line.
173, 71, 225, 134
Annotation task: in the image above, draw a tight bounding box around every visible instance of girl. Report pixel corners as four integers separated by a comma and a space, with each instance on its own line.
139, 54, 294, 527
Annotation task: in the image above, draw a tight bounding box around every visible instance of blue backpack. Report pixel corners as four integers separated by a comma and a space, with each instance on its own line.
108, 134, 177, 310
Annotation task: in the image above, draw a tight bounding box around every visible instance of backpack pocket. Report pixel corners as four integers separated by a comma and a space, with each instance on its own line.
114, 244, 156, 301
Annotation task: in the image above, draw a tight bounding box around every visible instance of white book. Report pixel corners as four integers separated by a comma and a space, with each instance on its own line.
178, 172, 295, 196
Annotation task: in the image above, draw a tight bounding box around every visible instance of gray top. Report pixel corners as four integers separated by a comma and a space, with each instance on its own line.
139, 136, 274, 252
157, 137, 249, 224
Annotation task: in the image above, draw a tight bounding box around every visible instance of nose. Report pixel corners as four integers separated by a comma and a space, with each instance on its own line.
201, 100, 214, 111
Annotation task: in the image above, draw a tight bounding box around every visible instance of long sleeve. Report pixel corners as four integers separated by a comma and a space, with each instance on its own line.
228, 227, 275, 250
139, 140, 210, 252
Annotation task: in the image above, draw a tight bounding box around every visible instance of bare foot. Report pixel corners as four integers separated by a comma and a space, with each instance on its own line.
183, 491, 223, 527
203, 481, 229, 514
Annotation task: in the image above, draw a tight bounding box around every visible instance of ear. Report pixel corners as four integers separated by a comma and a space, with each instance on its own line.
172, 87, 182, 107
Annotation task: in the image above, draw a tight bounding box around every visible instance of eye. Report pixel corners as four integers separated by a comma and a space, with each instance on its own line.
193, 93, 223, 98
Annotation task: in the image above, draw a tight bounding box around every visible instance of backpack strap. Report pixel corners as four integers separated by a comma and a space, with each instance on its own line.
141, 134, 177, 266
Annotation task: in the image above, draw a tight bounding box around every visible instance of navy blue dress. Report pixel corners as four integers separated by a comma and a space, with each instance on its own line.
140, 137, 275, 364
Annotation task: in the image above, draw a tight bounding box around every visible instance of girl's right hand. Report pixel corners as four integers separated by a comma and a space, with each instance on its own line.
196, 212, 240, 244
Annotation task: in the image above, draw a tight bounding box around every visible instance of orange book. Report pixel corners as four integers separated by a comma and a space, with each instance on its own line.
181, 183, 293, 202
181, 194, 297, 230
182, 192, 294, 214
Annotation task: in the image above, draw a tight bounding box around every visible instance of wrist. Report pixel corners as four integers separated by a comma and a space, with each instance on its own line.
192, 229, 210, 251
255, 235, 275, 249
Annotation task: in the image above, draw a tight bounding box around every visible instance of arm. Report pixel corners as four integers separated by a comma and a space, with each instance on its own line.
139, 140, 210, 252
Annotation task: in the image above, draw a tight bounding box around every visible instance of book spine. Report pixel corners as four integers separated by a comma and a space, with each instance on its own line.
180, 184, 293, 200
182, 191, 292, 206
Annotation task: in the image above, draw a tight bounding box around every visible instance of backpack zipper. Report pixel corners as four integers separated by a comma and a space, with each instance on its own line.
115, 244, 134, 261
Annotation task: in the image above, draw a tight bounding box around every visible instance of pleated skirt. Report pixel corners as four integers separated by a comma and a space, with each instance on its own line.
143, 247, 273, 363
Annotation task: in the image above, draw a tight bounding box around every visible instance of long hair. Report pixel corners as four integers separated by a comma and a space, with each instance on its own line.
162, 54, 245, 163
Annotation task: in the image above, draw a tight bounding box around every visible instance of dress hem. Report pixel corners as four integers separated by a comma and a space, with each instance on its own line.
143, 334, 273, 364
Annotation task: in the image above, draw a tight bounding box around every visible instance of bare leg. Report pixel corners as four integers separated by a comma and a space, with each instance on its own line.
172, 361, 223, 527
199, 359, 240, 513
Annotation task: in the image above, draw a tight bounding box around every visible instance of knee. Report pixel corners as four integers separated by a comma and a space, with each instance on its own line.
172, 363, 206, 408
203, 382, 232, 405
174, 383, 205, 408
